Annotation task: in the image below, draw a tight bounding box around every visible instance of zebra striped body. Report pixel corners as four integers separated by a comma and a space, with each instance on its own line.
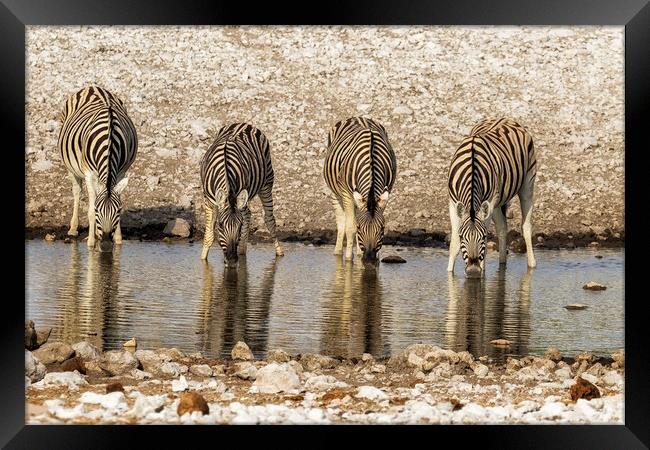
58, 86, 138, 252
200, 123, 283, 264
447, 118, 537, 276
323, 117, 397, 262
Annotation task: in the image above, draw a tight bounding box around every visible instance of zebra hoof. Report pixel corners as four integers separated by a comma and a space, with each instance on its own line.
67, 230, 79, 237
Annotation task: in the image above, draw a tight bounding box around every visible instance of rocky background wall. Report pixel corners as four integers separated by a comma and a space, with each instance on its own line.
25, 26, 624, 240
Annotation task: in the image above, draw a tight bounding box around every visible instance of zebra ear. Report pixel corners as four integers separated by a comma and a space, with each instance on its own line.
236, 189, 249, 209
455, 202, 465, 217
215, 189, 228, 208
478, 201, 492, 221
377, 191, 390, 209
352, 191, 364, 209
114, 177, 129, 194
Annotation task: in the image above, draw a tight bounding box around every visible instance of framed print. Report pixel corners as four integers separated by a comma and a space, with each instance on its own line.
3, 0, 649, 447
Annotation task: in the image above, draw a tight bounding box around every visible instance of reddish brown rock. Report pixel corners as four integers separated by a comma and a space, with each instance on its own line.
570, 376, 601, 401
106, 382, 124, 394
177, 391, 209, 416
582, 282, 607, 291
59, 356, 87, 374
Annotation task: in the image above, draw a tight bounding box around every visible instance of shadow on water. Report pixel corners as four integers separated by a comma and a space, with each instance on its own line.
197, 257, 278, 358
57, 243, 128, 350
319, 258, 387, 359
445, 268, 532, 362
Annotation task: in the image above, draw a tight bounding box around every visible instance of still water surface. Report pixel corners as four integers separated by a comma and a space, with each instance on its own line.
26, 241, 624, 361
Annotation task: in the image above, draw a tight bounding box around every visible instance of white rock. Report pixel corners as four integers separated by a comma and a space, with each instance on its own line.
129, 393, 168, 418
32, 371, 87, 390
171, 375, 189, 392
189, 364, 214, 377
251, 363, 301, 394
72, 341, 101, 361
304, 374, 347, 392
160, 362, 188, 377
580, 373, 599, 385
235, 362, 258, 380
231, 341, 254, 361
163, 218, 191, 238
44, 399, 86, 420
602, 370, 623, 386
25, 350, 47, 382
79, 391, 128, 411
538, 402, 566, 420
473, 364, 489, 378
355, 386, 388, 401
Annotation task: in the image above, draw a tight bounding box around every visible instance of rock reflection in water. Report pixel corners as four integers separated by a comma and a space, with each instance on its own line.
445, 268, 531, 360
197, 257, 278, 358
320, 258, 387, 358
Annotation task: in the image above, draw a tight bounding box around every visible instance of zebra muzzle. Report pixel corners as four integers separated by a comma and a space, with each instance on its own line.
465, 264, 482, 278
98, 238, 114, 253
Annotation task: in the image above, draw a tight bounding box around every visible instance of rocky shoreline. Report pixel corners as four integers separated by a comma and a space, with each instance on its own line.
25, 328, 624, 424
25, 224, 624, 250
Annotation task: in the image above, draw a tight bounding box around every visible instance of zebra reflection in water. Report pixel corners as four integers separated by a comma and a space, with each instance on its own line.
320, 258, 387, 359
198, 257, 278, 358
58, 242, 125, 349
445, 268, 531, 360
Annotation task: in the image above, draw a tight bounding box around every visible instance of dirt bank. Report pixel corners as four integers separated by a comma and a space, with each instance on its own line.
26, 26, 624, 237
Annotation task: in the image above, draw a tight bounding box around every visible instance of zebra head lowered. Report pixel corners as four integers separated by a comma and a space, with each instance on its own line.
353, 189, 390, 264
94, 177, 129, 252
215, 188, 249, 267
456, 200, 494, 278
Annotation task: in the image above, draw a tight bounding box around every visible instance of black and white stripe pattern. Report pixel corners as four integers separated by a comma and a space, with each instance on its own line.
447, 118, 537, 277
323, 117, 397, 262
58, 86, 138, 252
200, 123, 283, 264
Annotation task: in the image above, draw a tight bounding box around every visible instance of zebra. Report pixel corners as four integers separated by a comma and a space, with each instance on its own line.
200, 122, 284, 265
58, 86, 138, 252
323, 117, 397, 263
447, 118, 537, 277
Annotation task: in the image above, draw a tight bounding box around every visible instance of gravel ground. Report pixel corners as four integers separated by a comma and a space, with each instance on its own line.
25, 340, 624, 424
26, 26, 623, 237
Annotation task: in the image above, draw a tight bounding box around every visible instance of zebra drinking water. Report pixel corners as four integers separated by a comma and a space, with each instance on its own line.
200, 123, 284, 265
58, 86, 138, 252
323, 117, 397, 263
447, 118, 537, 277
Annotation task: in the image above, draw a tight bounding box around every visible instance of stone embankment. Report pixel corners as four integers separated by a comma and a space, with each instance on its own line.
26, 324, 624, 424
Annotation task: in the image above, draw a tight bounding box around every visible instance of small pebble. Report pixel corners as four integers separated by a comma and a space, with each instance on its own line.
564, 304, 588, 310
381, 255, 406, 264
583, 282, 606, 291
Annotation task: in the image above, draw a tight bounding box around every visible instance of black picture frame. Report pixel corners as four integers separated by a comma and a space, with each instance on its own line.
4, 0, 648, 447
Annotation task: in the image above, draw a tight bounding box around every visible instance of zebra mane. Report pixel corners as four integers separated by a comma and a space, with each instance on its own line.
367, 129, 377, 214
105, 103, 114, 194
220, 137, 237, 206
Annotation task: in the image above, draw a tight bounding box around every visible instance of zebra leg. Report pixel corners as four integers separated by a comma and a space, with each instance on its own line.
259, 185, 284, 257
519, 176, 537, 268
447, 200, 461, 272
114, 219, 123, 245
68, 173, 83, 237
343, 196, 357, 261
201, 200, 216, 260
85, 173, 97, 250
238, 206, 251, 255
492, 204, 508, 265
333, 199, 346, 255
